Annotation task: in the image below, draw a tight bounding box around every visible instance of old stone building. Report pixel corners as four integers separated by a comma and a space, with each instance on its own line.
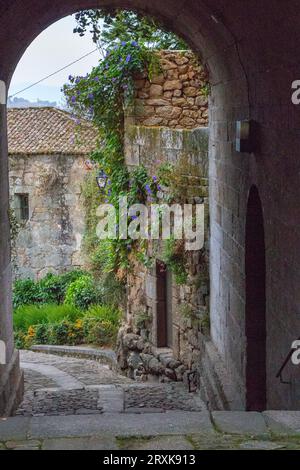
8, 107, 98, 279
117, 51, 210, 386
1, 0, 300, 415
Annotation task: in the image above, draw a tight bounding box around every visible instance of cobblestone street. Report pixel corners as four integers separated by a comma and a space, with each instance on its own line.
17, 351, 203, 417
0, 350, 298, 450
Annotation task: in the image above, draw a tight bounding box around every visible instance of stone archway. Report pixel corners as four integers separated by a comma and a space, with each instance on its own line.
1, 0, 300, 414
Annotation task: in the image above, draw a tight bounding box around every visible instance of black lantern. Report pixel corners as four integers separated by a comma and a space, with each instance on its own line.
96, 169, 108, 190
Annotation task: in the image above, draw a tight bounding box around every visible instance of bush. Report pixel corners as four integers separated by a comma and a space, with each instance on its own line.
13, 270, 89, 308
83, 305, 121, 346
13, 278, 42, 309
64, 275, 100, 310
38, 272, 87, 304
85, 304, 121, 326
13, 304, 82, 333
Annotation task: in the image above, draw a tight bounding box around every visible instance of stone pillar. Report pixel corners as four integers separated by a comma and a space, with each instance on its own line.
0, 80, 23, 416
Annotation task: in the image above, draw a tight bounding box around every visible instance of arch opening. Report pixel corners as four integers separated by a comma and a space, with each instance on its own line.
245, 185, 266, 412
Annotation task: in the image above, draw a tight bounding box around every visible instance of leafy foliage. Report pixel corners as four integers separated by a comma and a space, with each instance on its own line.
13, 279, 42, 309
162, 238, 188, 285
64, 275, 100, 310
74, 9, 187, 50
12, 270, 89, 309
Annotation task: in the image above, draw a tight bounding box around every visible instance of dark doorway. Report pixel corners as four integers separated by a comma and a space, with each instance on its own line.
245, 186, 267, 411
156, 261, 173, 348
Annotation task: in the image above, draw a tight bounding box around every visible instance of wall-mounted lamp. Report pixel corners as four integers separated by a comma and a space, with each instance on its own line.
236, 120, 253, 153
96, 169, 108, 190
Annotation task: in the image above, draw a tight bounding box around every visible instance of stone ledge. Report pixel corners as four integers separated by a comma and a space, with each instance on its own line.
212, 411, 269, 436
30, 345, 117, 371
0, 349, 24, 417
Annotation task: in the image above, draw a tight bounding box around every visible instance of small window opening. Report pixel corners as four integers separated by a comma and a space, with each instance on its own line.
14, 194, 29, 222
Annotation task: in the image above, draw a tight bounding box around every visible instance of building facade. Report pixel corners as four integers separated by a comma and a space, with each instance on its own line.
8, 107, 98, 279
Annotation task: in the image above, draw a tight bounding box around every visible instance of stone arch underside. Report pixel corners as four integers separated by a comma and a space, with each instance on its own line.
1, 0, 300, 413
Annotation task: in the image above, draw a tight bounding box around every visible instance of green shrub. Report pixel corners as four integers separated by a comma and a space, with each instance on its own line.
13, 278, 42, 309
64, 275, 100, 310
82, 318, 116, 346
13, 304, 82, 333
83, 305, 121, 346
14, 330, 26, 349
13, 270, 89, 308
34, 324, 50, 345
48, 320, 84, 346
85, 304, 121, 326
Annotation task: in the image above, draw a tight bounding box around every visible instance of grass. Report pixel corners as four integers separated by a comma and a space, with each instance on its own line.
13, 304, 82, 333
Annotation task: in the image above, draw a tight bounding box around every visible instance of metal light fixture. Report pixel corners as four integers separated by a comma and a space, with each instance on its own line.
96, 169, 108, 190
236, 120, 252, 153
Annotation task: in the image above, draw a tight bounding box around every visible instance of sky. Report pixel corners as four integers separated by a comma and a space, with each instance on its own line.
8, 15, 101, 105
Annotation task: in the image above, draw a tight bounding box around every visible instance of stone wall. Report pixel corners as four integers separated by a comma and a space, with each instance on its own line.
118, 118, 210, 384
132, 51, 208, 129
9, 154, 88, 280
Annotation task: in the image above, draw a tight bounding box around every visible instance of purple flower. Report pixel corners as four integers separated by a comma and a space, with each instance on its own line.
71, 96, 76, 103
157, 184, 162, 191
121, 41, 127, 46
125, 54, 132, 63
94, 76, 99, 82
68, 75, 73, 81
152, 175, 158, 182
75, 118, 81, 125
75, 77, 81, 84
131, 41, 138, 47
131, 215, 138, 220
88, 93, 94, 100
77, 90, 81, 96
112, 77, 117, 82
145, 184, 152, 194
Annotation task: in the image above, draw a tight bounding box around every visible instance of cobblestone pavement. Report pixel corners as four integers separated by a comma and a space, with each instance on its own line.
6, 351, 300, 450
17, 351, 203, 417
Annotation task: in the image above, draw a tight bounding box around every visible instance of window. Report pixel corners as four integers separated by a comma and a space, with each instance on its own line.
14, 194, 29, 222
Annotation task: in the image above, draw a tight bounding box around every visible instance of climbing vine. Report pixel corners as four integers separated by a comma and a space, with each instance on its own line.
65, 41, 162, 277
64, 41, 192, 284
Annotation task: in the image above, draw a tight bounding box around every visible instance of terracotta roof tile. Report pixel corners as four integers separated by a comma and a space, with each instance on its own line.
8, 107, 99, 155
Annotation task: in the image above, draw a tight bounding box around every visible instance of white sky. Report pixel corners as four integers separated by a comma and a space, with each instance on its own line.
9, 15, 101, 105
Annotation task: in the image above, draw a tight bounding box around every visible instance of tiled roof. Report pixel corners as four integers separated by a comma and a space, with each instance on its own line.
8, 107, 99, 155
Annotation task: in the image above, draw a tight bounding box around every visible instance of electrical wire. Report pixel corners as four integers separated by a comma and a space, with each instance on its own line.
9, 48, 99, 98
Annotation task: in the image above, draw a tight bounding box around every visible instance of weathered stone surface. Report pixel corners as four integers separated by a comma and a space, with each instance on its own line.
128, 352, 142, 370
9, 152, 87, 279
156, 106, 182, 119
142, 117, 164, 126
163, 80, 183, 91
212, 412, 269, 436
120, 435, 194, 450
183, 86, 198, 97
149, 84, 163, 97
263, 411, 300, 435
146, 98, 169, 106
42, 436, 118, 450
